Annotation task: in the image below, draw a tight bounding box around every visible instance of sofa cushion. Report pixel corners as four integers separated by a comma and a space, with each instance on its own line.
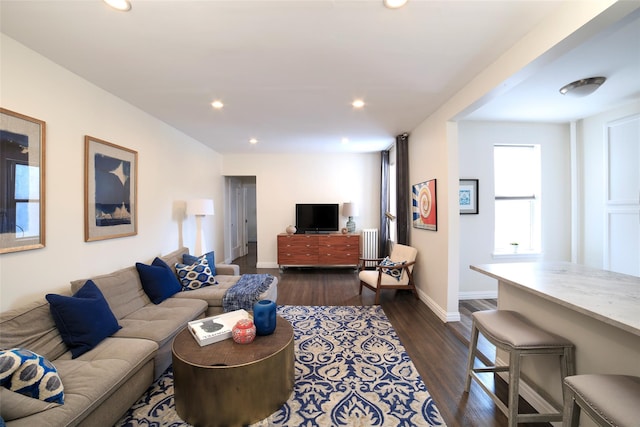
46, 281, 122, 358
31, 337, 158, 427
114, 298, 207, 348
0, 387, 61, 421
175, 259, 218, 290
135, 258, 182, 304
172, 276, 239, 307
183, 251, 216, 276
0, 298, 68, 362
71, 265, 150, 321
0, 348, 64, 405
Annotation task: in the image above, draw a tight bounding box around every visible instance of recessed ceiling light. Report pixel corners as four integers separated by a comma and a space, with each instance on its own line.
559, 77, 606, 97
352, 99, 365, 109
249, 138, 258, 145
341, 138, 349, 144
211, 100, 224, 109
383, 0, 408, 9
104, 0, 131, 12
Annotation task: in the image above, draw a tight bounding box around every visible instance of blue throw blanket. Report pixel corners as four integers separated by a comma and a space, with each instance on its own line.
222, 274, 274, 312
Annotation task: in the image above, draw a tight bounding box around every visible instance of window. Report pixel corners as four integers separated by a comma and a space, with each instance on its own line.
494, 144, 541, 253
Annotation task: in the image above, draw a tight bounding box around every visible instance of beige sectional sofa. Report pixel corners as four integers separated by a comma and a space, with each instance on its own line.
0, 247, 277, 427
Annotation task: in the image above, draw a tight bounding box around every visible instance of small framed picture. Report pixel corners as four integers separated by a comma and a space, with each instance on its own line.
459, 179, 479, 214
85, 136, 137, 242
412, 179, 437, 231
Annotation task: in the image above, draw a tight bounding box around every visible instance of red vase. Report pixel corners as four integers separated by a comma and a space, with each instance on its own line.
232, 319, 256, 344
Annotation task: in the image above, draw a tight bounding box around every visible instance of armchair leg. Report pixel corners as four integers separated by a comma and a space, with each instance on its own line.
374, 288, 381, 305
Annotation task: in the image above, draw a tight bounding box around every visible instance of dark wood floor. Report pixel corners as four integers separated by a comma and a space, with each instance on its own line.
233, 244, 547, 427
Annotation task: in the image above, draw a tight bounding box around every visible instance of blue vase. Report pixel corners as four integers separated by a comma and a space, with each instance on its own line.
253, 300, 276, 336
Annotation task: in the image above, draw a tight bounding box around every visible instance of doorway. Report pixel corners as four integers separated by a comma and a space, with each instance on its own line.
225, 176, 257, 266
604, 114, 640, 276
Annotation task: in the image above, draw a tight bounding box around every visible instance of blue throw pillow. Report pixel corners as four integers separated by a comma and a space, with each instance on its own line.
136, 257, 182, 304
46, 280, 121, 358
183, 251, 216, 276
0, 348, 64, 405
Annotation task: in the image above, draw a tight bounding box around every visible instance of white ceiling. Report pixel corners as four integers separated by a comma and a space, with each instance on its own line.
1, 1, 639, 154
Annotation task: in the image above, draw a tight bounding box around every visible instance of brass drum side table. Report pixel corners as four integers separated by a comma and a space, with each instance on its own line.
172, 315, 294, 427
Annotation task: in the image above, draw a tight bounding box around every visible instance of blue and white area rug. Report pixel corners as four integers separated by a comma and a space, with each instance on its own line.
116, 305, 446, 426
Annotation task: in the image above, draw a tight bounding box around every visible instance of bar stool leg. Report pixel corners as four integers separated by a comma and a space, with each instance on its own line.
465, 320, 480, 392
563, 346, 576, 377
507, 350, 520, 427
562, 385, 580, 427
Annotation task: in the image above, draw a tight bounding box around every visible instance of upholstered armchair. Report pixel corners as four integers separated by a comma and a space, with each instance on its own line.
358, 243, 418, 304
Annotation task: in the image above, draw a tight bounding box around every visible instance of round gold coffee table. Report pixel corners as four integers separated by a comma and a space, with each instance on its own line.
172, 315, 294, 427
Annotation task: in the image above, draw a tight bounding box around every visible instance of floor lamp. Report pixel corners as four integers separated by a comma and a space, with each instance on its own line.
186, 199, 214, 256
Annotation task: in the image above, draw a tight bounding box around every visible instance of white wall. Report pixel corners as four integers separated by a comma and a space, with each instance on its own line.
407, 0, 620, 321
578, 100, 640, 268
222, 153, 380, 267
0, 35, 224, 311
457, 121, 571, 298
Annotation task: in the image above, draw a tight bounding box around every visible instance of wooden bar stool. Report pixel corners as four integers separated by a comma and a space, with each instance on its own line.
464, 310, 575, 427
563, 374, 640, 427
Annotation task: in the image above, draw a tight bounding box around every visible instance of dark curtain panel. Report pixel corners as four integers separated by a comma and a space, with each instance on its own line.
379, 150, 390, 258
396, 133, 410, 245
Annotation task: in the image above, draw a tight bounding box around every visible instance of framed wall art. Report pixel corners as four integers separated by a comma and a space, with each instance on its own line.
412, 179, 437, 231
459, 179, 479, 214
0, 108, 46, 254
85, 135, 137, 242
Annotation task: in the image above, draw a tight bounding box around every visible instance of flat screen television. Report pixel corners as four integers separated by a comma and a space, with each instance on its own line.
295, 203, 339, 234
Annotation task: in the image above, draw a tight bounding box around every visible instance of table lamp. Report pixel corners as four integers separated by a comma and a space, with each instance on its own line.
342, 202, 359, 233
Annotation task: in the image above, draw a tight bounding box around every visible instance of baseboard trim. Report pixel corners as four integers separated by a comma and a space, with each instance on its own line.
417, 289, 460, 322
458, 291, 498, 300
256, 261, 279, 269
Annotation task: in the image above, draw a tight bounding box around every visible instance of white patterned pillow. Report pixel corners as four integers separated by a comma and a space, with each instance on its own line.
175, 258, 218, 290
0, 348, 64, 405
380, 257, 406, 281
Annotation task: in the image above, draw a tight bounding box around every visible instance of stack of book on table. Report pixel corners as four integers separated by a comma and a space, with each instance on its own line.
188, 309, 250, 346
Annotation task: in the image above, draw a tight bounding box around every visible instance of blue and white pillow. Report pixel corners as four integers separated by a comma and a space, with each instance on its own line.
380, 257, 406, 281
0, 348, 64, 404
175, 258, 218, 290
183, 251, 216, 276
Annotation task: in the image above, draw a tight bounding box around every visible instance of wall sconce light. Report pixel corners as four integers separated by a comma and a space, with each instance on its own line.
186, 199, 214, 256
343, 202, 359, 233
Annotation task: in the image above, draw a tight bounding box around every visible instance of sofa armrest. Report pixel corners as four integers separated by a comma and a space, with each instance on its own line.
215, 264, 240, 276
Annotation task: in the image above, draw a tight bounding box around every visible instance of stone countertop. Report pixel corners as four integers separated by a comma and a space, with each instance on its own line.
470, 262, 640, 337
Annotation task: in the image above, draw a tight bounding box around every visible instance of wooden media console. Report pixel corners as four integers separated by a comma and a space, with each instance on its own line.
277, 233, 360, 268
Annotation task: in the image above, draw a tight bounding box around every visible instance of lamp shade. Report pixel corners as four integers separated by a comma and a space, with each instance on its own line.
343, 202, 359, 217
187, 199, 214, 216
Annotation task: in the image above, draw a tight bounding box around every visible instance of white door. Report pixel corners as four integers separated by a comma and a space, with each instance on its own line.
246, 184, 257, 242
604, 114, 640, 276
227, 177, 244, 261
235, 184, 246, 258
